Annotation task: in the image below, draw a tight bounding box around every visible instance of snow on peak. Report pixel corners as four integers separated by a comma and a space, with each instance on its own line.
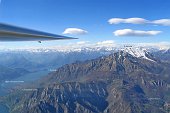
121, 46, 155, 61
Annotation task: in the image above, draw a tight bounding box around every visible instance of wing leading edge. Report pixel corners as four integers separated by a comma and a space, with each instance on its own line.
0, 23, 77, 41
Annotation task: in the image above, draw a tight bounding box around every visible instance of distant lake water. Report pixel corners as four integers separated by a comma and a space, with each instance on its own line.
0, 70, 50, 113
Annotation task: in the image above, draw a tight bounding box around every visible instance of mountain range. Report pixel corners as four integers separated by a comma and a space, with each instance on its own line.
1, 47, 170, 113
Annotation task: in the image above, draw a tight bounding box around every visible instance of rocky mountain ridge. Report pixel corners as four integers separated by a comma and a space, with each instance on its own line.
2, 50, 170, 113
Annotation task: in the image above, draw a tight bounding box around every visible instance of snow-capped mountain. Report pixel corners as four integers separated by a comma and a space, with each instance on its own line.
4, 45, 170, 113
121, 46, 156, 61
0, 45, 168, 70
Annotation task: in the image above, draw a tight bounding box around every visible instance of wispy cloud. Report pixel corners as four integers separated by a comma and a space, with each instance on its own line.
108, 18, 170, 26
113, 29, 162, 37
76, 41, 89, 45
152, 19, 170, 26
137, 42, 170, 50
63, 41, 170, 50
108, 18, 148, 24
63, 28, 88, 35
96, 40, 116, 46
2, 40, 169, 51
67, 40, 117, 49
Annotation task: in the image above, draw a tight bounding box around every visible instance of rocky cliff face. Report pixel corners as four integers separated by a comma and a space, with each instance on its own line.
2, 51, 170, 113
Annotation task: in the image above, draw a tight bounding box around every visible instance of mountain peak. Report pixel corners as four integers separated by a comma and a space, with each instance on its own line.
121, 46, 155, 61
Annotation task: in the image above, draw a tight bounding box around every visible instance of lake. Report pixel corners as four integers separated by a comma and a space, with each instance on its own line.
0, 70, 50, 113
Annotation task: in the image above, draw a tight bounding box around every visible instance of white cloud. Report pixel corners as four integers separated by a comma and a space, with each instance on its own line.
152, 19, 170, 26
3, 41, 169, 51
97, 40, 115, 45
71, 40, 117, 48
108, 18, 125, 24
137, 42, 170, 50
108, 18, 170, 26
76, 41, 89, 45
113, 29, 162, 37
108, 18, 148, 24
63, 28, 88, 35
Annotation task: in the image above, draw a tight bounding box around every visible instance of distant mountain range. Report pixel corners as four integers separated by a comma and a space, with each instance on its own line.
153, 49, 170, 62
0, 46, 169, 71
1, 49, 170, 113
0, 47, 117, 72
0, 46, 169, 84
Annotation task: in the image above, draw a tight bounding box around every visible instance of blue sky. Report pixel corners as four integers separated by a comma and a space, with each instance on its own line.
0, 0, 170, 48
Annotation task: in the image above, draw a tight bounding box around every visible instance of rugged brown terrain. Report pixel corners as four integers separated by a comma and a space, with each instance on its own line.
1, 51, 170, 113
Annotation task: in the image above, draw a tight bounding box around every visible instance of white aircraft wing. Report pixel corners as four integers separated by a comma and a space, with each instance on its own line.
0, 23, 77, 41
